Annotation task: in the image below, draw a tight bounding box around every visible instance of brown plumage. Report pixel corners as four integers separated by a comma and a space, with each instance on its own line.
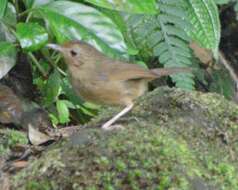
47, 41, 191, 130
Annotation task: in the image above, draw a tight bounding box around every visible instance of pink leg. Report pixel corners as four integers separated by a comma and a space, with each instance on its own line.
102, 104, 133, 130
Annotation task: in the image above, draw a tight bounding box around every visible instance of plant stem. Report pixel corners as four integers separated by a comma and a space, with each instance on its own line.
41, 50, 67, 76
28, 52, 48, 78
56, 65, 67, 76
18, 9, 33, 18
13, 0, 19, 15
25, 12, 33, 22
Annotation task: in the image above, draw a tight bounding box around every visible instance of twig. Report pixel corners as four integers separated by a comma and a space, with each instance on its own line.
218, 52, 238, 85
28, 52, 48, 78
41, 50, 67, 76
18, 9, 33, 18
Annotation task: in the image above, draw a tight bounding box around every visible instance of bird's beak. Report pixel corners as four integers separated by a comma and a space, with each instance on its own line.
46, 43, 64, 52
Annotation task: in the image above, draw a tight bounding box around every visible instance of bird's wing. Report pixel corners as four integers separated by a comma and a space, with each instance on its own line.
101, 60, 157, 81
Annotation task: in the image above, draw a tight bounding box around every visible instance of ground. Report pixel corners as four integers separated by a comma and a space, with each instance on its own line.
2, 87, 238, 190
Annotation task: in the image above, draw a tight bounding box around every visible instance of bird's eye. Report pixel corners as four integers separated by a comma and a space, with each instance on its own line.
70, 50, 77, 57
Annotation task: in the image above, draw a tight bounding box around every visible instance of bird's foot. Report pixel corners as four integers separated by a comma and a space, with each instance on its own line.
102, 124, 125, 131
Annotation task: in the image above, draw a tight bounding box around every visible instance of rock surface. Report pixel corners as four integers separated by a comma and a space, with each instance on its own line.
10, 87, 238, 190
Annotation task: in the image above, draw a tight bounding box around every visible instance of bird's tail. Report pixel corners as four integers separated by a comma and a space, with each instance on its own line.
151, 67, 192, 77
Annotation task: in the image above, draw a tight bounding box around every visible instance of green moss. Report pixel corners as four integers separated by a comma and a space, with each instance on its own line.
11, 87, 238, 190
0, 128, 28, 155
207, 162, 238, 189
25, 180, 52, 190
115, 160, 127, 172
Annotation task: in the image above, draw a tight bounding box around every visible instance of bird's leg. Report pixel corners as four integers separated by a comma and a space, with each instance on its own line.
102, 104, 134, 130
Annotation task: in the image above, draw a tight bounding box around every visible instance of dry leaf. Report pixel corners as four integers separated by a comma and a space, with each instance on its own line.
11, 160, 28, 169
28, 124, 54, 146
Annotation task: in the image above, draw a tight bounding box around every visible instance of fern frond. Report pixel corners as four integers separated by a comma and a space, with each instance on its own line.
124, 0, 195, 90
182, 0, 220, 53
156, 1, 195, 89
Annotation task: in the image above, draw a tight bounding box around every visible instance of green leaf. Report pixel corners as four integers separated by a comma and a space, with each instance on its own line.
235, 2, 238, 14
0, 3, 16, 42
135, 61, 148, 68
61, 78, 98, 119
123, 0, 195, 90
61, 78, 84, 106
83, 102, 100, 110
35, 1, 128, 58
85, 0, 158, 14
1, 3, 16, 27
44, 70, 61, 105
49, 113, 59, 127
182, 0, 221, 53
0, 0, 7, 18
16, 22, 48, 51
0, 3, 16, 79
56, 100, 70, 124
123, 14, 157, 58
23, 0, 54, 8
100, 8, 138, 54
0, 23, 15, 42
214, 0, 231, 5
23, 0, 35, 8
0, 41, 16, 79
209, 67, 235, 100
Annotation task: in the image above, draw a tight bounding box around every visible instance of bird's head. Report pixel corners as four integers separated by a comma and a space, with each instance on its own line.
47, 40, 101, 68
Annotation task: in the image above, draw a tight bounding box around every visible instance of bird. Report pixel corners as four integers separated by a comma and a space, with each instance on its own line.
47, 41, 191, 130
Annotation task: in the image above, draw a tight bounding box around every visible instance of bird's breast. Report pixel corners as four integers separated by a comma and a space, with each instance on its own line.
70, 76, 149, 106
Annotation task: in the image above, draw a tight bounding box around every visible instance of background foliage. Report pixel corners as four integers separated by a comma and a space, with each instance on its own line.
0, 0, 234, 126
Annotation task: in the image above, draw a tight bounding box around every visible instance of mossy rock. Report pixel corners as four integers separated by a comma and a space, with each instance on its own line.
0, 128, 28, 155
11, 87, 238, 190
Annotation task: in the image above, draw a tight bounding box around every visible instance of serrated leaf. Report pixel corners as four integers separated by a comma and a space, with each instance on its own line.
35, 1, 128, 59
16, 22, 48, 51
123, 0, 195, 90
85, 0, 158, 14
0, 42, 16, 79
182, 0, 220, 53
56, 100, 70, 124
0, 0, 7, 18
